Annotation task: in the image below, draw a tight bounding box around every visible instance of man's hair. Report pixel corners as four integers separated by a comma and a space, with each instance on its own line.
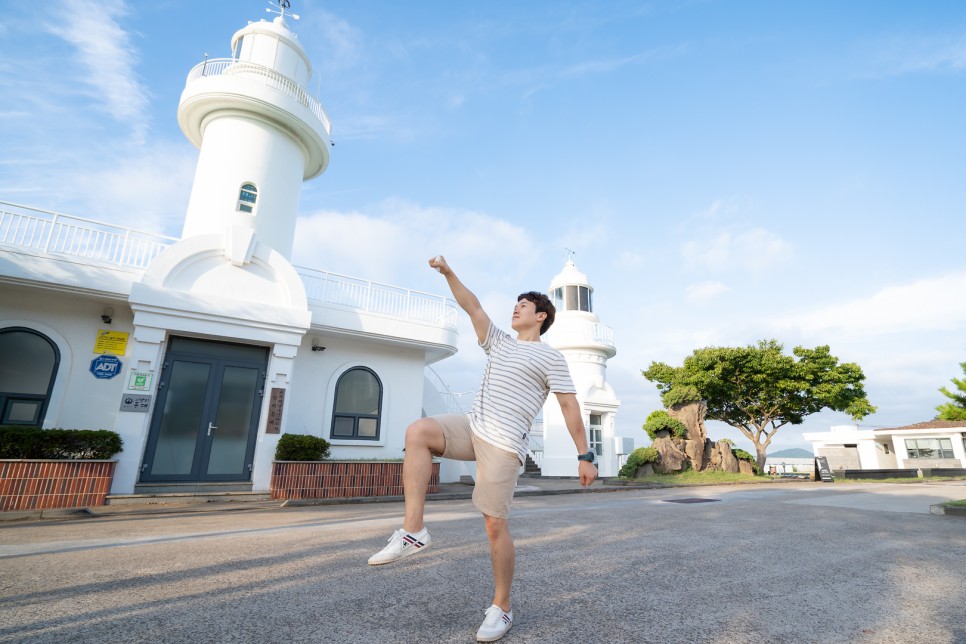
518, 291, 556, 335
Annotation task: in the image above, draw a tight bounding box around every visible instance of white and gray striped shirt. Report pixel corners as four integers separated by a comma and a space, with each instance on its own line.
469, 322, 576, 462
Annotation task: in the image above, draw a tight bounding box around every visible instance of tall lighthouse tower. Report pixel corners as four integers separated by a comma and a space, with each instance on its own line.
177, 3, 330, 259
539, 259, 621, 477
121, 4, 326, 494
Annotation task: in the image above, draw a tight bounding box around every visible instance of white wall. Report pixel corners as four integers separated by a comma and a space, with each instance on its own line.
0, 287, 131, 431
1, 284, 138, 485
286, 335, 426, 460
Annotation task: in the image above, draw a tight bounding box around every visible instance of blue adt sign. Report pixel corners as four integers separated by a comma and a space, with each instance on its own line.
89, 355, 122, 380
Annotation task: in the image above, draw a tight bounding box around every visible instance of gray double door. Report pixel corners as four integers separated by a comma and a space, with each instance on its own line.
141, 337, 268, 483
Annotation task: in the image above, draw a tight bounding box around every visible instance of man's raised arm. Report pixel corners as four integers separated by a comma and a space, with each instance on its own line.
429, 255, 491, 344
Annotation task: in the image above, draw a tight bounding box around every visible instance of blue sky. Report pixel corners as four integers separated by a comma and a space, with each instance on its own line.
2, 1, 965, 453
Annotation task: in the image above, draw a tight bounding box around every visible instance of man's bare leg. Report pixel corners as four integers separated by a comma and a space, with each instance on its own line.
402, 418, 446, 533
483, 514, 515, 612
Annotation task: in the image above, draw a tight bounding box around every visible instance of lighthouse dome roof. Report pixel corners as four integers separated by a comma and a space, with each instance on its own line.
549, 259, 591, 291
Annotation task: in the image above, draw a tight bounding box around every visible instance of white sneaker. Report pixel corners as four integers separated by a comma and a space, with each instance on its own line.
367, 528, 431, 565
476, 604, 513, 642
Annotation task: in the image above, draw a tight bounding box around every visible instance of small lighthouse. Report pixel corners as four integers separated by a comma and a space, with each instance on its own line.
539, 258, 621, 477
177, 2, 331, 259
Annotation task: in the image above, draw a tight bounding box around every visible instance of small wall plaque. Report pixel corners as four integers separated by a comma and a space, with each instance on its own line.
120, 394, 152, 412
266, 387, 285, 434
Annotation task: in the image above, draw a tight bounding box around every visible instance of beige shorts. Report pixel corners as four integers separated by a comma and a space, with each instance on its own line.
430, 414, 521, 519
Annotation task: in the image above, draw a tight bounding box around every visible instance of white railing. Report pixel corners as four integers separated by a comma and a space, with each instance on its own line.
424, 367, 474, 415
0, 201, 177, 269
187, 58, 332, 136
594, 323, 614, 346
298, 267, 458, 329
529, 420, 544, 468
0, 201, 457, 330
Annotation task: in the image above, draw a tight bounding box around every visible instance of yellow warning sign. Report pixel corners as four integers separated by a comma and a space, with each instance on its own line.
93, 330, 129, 355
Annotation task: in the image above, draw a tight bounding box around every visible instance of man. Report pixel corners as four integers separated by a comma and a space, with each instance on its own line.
368, 255, 598, 642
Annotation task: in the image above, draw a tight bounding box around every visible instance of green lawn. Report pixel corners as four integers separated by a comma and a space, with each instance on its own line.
621, 470, 761, 485
946, 499, 966, 507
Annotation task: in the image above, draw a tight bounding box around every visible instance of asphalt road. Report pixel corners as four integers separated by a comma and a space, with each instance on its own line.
1, 481, 964, 643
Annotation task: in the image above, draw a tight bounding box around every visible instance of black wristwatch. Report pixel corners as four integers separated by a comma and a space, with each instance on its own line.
577, 451, 595, 464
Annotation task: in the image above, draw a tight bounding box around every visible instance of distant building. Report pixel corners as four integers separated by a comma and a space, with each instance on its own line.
803, 421, 966, 471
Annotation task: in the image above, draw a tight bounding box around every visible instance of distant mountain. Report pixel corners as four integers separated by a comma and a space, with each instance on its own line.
769, 448, 813, 458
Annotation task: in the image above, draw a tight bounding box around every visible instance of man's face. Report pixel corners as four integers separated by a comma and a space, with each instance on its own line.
511, 298, 546, 333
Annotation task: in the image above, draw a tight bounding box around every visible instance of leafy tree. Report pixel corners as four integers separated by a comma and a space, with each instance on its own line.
936, 360, 966, 420
643, 339, 876, 470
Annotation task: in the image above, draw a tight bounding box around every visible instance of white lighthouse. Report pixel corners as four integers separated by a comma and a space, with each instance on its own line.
539, 259, 621, 477
119, 5, 331, 493
178, 7, 330, 259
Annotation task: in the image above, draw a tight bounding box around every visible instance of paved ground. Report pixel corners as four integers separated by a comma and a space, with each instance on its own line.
0, 480, 964, 643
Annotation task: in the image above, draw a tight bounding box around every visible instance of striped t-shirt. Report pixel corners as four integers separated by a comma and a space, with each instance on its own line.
469, 322, 577, 462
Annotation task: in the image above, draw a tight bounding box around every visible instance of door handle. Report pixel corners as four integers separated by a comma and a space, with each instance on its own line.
208, 422, 217, 436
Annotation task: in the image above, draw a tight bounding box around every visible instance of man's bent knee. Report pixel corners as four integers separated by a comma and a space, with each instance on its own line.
405, 418, 446, 455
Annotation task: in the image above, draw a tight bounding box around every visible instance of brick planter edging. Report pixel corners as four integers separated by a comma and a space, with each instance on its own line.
0, 460, 117, 511
271, 460, 439, 500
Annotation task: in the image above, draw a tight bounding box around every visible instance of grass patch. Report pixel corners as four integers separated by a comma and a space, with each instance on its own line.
946, 499, 966, 507
623, 470, 761, 485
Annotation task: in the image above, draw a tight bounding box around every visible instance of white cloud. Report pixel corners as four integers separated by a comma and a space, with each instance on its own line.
682, 226, 792, 273
292, 199, 535, 290
685, 280, 729, 303
47, 0, 149, 140
773, 272, 966, 337
62, 143, 198, 235
615, 251, 645, 269
873, 33, 966, 75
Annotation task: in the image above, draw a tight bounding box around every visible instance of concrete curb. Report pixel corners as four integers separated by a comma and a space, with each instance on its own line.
929, 502, 966, 517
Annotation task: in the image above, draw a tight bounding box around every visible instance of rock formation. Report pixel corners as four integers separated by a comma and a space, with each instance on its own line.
645, 400, 752, 475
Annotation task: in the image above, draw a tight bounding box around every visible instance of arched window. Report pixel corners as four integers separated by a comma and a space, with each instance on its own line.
237, 183, 258, 213
330, 367, 382, 440
0, 328, 59, 426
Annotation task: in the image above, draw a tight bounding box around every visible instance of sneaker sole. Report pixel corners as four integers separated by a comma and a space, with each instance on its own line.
367, 542, 430, 566
476, 623, 512, 642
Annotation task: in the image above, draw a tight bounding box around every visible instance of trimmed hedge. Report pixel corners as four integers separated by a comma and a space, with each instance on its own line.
274, 433, 331, 461
0, 426, 123, 459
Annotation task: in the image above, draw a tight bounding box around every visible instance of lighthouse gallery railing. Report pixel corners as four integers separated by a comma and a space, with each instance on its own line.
186, 58, 332, 136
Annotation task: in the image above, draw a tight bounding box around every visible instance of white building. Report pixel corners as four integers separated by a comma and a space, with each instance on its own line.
804, 421, 966, 471
0, 8, 463, 494
538, 259, 624, 477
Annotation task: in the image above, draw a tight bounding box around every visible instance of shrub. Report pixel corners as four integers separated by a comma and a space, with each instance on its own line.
275, 433, 331, 461
619, 446, 659, 478
661, 385, 702, 408
643, 410, 688, 441
733, 448, 761, 475
0, 426, 123, 459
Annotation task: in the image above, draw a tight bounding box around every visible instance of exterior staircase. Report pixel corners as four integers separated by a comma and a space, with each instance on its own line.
521, 454, 542, 478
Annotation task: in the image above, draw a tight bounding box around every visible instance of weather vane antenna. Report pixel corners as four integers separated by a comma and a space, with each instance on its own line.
266, 0, 300, 21
565, 248, 575, 262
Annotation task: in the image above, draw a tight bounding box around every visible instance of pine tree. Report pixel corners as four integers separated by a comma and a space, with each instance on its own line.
936, 360, 966, 420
